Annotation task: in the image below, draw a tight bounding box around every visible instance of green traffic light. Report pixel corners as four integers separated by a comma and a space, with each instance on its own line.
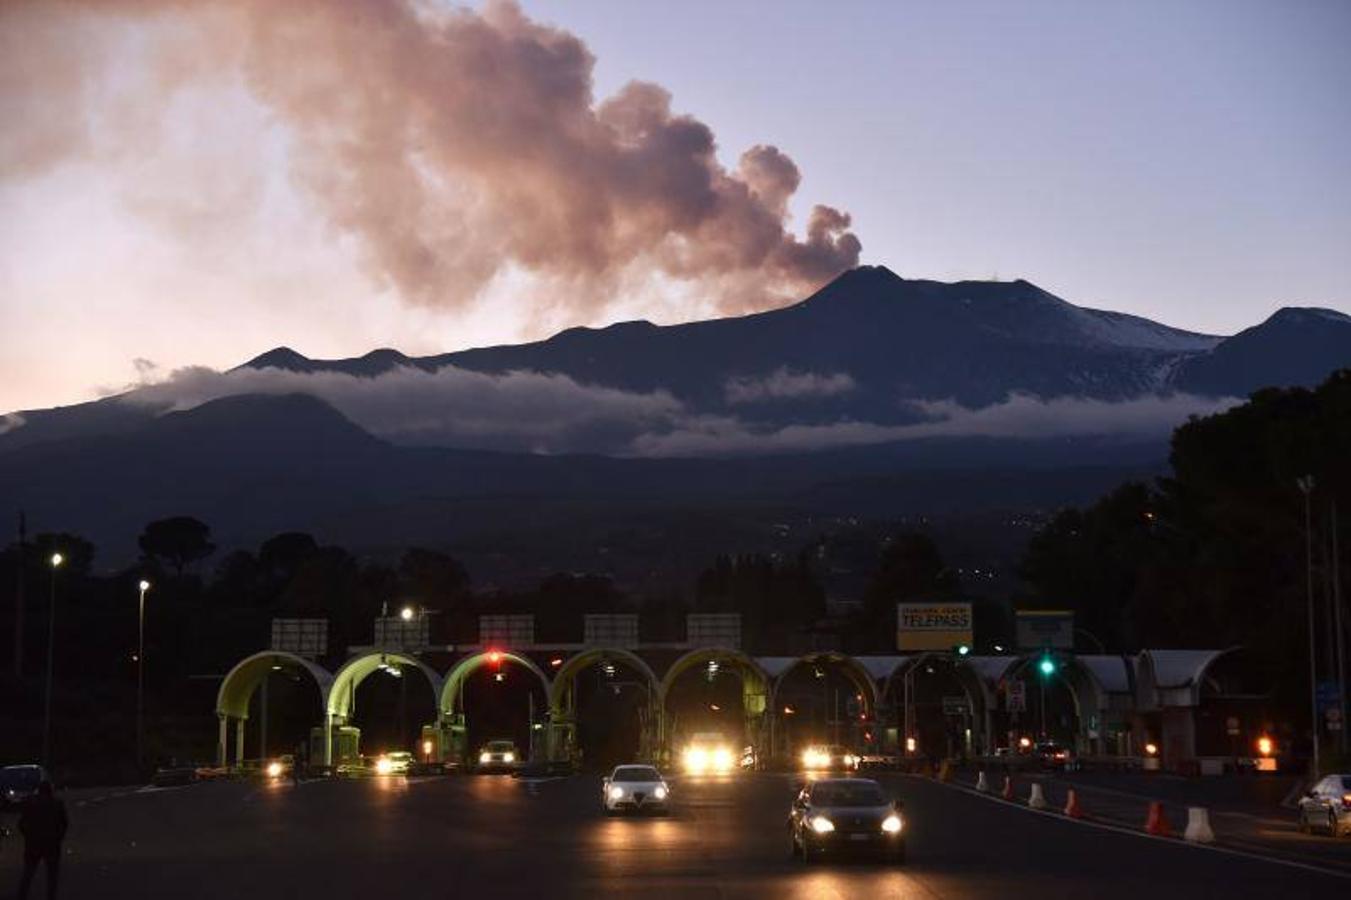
1038, 656, 1055, 675
956, 644, 971, 656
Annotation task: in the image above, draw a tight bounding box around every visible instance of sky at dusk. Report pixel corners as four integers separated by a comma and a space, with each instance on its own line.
1, 0, 1347, 413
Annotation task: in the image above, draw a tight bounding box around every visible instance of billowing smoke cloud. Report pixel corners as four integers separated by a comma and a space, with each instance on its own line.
117, 365, 1236, 457
1, 0, 860, 319
725, 368, 856, 405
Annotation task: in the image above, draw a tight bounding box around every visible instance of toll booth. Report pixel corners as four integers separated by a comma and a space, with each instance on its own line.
310, 725, 360, 770
419, 723, 452, 764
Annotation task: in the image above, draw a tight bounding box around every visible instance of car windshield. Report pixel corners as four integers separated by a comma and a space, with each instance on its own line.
486, 742, 514, 752
0, 767, 41, 790
811, 782, 887, 806
612, 766, 661, 783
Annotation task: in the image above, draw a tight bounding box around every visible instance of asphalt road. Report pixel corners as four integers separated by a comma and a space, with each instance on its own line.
1, 772, 1347, 899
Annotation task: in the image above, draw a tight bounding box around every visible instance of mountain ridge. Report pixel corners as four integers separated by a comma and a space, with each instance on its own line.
3, 267, 1347, 457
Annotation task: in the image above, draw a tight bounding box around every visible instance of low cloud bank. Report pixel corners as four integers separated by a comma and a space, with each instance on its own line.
118, 365, 1238, 458
632, 392, 1240, 456
725, 368, 856, 405
123, 364, 682, 454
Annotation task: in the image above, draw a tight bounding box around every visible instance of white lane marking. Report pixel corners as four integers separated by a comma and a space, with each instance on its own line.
922, 775, 1351, 881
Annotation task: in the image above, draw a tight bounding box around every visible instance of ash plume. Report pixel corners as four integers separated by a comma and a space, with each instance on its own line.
0, 0, 860, 318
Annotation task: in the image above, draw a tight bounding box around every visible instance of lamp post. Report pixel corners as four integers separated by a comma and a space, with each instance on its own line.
137, 579, 151, 771
1297, 476, 1320, 780
42, 552, 63, 767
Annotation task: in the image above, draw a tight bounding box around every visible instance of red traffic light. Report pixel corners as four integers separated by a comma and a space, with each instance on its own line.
487, 650, 502, 666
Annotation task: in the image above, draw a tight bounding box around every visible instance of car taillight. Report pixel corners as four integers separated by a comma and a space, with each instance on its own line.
1342, 793, 1351, 809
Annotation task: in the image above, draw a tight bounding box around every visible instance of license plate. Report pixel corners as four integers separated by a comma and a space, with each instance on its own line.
849, 834, 871, 842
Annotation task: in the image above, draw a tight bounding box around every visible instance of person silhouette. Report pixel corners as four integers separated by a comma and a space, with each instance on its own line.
16, 780, 67, 899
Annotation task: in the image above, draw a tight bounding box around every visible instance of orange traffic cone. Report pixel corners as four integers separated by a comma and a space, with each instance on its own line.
1001, 775, 1014, 801
1064, 789, 1084, 819
1145, 801, 1171, 836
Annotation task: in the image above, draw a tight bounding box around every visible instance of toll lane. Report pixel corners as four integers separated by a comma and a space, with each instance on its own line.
0, 772, 1345, 898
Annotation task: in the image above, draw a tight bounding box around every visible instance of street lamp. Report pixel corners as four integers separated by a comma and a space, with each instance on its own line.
1297, 475, 1319, 779
42, 552, 64, 767
137, 579, 151, 771
400, 605, 415, 622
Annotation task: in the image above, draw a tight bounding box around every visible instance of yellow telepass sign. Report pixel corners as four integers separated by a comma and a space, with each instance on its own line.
897, 602, 973, 651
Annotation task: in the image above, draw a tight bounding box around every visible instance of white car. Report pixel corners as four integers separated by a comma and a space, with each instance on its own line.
602, 764, 671, 816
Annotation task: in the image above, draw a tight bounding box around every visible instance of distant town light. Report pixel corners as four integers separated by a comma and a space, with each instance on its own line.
50, 552, 64, 568
1256, 736, 1273, 757
400, 606, 415, 622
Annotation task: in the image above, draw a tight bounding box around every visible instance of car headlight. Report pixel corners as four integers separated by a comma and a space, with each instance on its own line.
608, 785, 624, 800
479, 752, 491, 764
882, 814, 903, 834
809, 815, 835, 834
266, 761, 283, 778
684, 747, 708, 773
375, 758, 393, 775
712, 748, 733, 771
503, 752, 515, 763
654, 784, 668, 800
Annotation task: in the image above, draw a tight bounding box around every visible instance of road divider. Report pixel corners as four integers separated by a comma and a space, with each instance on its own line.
1184, 807, 1216, 843
1064, 789, 1084, 819
1145, 801, 1172, 837
975, 771, 989, 793
916, 772, 1351, 881
1028, 782, 1048, 810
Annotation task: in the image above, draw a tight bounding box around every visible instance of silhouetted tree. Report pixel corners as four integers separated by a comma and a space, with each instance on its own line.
138, 516, 215, 577
398, 547, 470, 610
258, 532, 319, 580
1019, 369, 1351, 712
695, 553, 825, 652
858, 533, 959, 648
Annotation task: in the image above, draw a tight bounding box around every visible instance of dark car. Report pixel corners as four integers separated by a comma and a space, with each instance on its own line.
0, 765, 48, 811
1034, 742, 1074, 770
1297, 773, 1350, 837
789, 777, 905, 863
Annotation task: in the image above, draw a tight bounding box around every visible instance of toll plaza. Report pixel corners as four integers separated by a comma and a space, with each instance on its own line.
213, 612, 1255, 772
